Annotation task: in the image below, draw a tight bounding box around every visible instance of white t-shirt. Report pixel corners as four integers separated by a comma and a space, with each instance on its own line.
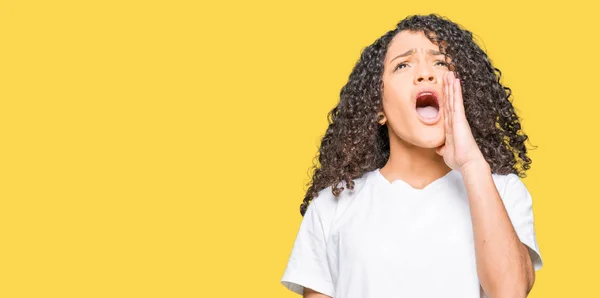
281, 168, 543, 298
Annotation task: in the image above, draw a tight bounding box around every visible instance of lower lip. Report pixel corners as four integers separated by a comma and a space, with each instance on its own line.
416, 108, 442, 125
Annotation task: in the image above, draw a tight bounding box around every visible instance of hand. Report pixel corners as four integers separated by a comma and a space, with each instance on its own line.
436, 71, 487, 172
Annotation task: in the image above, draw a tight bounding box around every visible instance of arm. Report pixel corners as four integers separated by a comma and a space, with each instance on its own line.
303, 287, 333, 298
281, 197, 336, 297
462, 161, 535, 297
437, 72, 536, 297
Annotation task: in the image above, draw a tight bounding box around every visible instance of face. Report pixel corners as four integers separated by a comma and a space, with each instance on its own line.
380, 30, 450, 149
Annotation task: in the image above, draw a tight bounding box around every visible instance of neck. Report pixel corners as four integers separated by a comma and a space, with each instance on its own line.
379, 134, 451, 189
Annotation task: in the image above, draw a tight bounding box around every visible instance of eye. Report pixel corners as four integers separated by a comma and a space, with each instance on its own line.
394, 62, 408, 71
435, 60, 449, 67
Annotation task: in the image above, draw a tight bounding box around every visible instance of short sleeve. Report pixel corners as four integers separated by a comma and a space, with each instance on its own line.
281, 201, 335, 296
501, 174, 543, 271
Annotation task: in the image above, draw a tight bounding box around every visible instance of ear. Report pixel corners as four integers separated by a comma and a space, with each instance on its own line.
377, 112, 387, 125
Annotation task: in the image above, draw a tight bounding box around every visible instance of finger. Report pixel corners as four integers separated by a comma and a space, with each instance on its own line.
446, 121, 454, 147
444, 72, 448, 116
454, 78, 464, 117
444, 96, 449, 133
444, 73, 450, 130
447, 114, 453, 135
442, 73, 448, 115
448, 73, 454, 129
449, 71, 455, 114
445, 90, 452, 137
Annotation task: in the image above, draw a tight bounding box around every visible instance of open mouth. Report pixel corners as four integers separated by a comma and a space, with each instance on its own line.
415, 91, 440, 119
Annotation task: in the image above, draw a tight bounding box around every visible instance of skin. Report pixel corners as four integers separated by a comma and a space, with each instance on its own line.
304, 30, 535, 298
378, 30, 451, 188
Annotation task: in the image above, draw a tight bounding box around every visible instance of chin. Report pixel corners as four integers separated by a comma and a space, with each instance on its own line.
417, 138, 444, 149
414, 130, 445, 149
390, 124, 445, 149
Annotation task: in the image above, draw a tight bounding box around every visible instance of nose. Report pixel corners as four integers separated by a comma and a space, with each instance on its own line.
414, 64, 437, 84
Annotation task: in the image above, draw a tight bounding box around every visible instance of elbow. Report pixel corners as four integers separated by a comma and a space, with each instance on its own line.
525, 267, 536, 295
486, 245, 536, 297
484, 267, 534, 298
486, 285, 527, 298
485, 274, 533, 298
493, 286, 529, 298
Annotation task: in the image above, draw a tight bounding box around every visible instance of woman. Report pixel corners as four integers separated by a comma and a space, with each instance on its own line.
281, 14, 543, 298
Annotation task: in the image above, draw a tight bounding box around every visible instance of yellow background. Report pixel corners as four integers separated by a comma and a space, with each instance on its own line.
1, 0, 597, 297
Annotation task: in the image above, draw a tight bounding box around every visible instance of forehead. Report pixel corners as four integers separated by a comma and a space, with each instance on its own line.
385, 30, 440, 59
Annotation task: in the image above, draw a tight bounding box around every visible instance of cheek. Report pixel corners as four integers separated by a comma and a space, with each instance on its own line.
382, 85, 413, 120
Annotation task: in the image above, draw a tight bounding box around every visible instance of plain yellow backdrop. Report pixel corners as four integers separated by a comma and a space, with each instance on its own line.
1, 0, 598, 297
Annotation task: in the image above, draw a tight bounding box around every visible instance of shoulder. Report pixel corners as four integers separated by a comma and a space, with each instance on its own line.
307, 170, 375, 221
311, 171, 373, 207
492, 173, 523, 195
491, 172, 531, 201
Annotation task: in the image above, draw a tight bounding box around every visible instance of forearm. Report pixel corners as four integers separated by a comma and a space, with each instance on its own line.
461, 160, 533, 298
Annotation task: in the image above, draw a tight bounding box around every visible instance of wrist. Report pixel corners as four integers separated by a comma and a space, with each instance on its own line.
459, 157, 490, 176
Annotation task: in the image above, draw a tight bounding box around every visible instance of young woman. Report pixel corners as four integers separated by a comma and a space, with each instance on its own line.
280, 14, 543, 298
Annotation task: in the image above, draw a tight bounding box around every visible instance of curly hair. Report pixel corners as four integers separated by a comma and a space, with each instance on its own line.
299, 14, 532, 216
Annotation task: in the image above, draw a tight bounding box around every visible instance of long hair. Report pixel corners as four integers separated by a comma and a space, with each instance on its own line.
300, 14, 532, 216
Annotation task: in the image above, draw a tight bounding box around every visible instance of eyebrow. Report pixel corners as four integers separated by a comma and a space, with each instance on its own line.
389, 49, 444, 64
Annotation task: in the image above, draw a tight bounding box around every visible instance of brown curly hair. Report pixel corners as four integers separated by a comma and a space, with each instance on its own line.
299, 14, 532, 216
